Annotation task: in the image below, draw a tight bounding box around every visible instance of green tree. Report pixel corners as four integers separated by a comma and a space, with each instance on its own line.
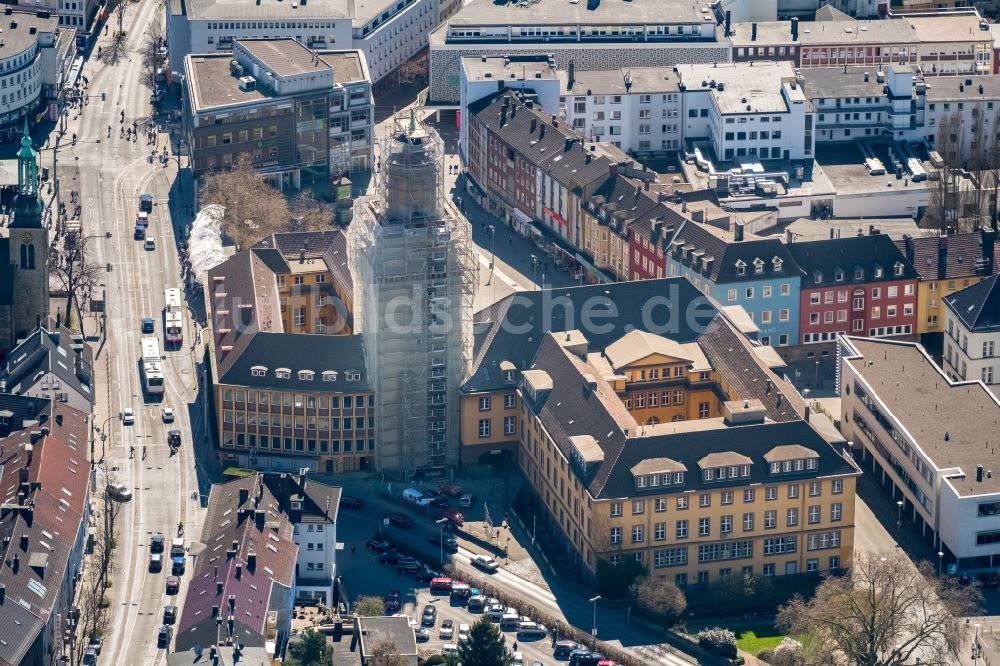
457, 616, 513, 666
353, 595, 386, 616
286, 628, 332, 666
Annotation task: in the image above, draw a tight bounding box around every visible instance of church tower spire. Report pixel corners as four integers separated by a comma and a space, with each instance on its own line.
10, 119, 42, 229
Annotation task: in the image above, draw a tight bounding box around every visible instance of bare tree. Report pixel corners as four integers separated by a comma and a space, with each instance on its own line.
139, 18, 166, 92
198, 154, 291, 249
352, 595, 386, 616
395, 55, 428, 86
927, 112, 967, 234
629, 575, 687, 624
289, 190, 334, 232
49, 234, 104, 330
368, 639, 409, 666
777, 550, 980, 666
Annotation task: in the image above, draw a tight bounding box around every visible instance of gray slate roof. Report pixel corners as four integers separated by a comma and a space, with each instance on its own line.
667, 219, 803, 284
785, 234, 918, 289
2, 324, 94, 406
945, 273, 1000, 333
218, 332, 369, 391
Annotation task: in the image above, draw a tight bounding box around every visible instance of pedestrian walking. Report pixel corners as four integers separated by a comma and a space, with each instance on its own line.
350, 544, 357, 557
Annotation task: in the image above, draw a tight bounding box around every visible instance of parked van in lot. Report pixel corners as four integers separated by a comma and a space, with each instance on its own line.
403, 487, 432, 507
429, 577, 454, 592
516, 621, 547, 640
459, 493, 476, 508
500, 612, 522, 630
467, 595, 485, 613
449, 582, 472, 605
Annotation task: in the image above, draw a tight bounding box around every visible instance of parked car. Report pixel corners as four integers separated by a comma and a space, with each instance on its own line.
87, 634, 103, 655
513, 651, 524, 666
439, 619, 454, 640
384, 591, 401, 613
471, 554, 500, 573
554, 641, 580, 658
142, 317, 155, 333
144, 238, 156, 251
421, 605, 437, 626
163, 605, 177, 625
458, 624, 471, 642
438, 482, 464, 497
365, 539, 392, 553
436, 508, 464, 527
107, 483, 133, 502
460, 493, 476, 508
83, 649, 97, 665
150, 534, 165, 553
340, 495, 364, 509
378, 550, 401, 564
415, 565, 443, 582
517, 621, 547, 640
415, 627, 430, 642
441, 643, 458, 656
122, 408, 135, 425
422, 490, 450, 508
165, 576, 180, 594
429, 577, 454, 592
383, 512, 413, 528
149, 553, 163, 572
139, 193, 154, 212
396, 558, 423, 574
403, 487, 433, 507
427, 533, 459, 553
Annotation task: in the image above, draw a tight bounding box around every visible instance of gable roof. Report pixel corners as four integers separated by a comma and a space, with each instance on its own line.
667, 219, 803, 284
604, 330, 710, 371
895, 229, 997, 281
2, 324, 95, 406
464, 278, 719, 394
944, 273, 1000, 332
176, 475, 297, 652
218, 332, 369, 391
785, 234, 918, 288
0, 402, 90, 666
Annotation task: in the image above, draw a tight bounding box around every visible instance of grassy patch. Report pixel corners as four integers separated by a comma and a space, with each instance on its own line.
736, 626, 785, 655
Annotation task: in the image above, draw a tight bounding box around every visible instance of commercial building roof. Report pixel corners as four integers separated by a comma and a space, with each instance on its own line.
945, 273, 1000, 332
797, 66, 899, 101
357, 616, 418, 658
0, 8, 61, 58
728, 17, 918, 48
562, 67, 680, 96
675, 61, 796, 115
923, 73, 1000, 101
461, 55, 559, 84
239, 38, 334, 77
842, 336, 1000, 496
186, 53, 270, 110
447, 0, 711, 28
184, 0, 350, 20
905, 12, 989, 44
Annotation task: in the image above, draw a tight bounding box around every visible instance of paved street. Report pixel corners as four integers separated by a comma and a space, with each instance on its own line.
50, 2, 209, 663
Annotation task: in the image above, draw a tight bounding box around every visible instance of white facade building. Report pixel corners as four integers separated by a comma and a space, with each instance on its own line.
943, 274, 1000, 387
839, 335, 1000, 572
676, 61, 815, 162
167, 0, 439, 83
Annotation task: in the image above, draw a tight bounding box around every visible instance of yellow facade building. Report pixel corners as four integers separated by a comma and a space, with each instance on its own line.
897, 229, 996, 335
460, 278, 860, 584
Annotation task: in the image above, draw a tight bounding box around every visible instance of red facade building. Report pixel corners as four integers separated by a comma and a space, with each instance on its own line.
787, 235, 919, 345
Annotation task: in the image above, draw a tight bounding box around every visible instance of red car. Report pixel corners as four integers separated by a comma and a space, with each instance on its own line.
436, 508, 464, 527
166, 576, 180, 595
438, 482, 464, 497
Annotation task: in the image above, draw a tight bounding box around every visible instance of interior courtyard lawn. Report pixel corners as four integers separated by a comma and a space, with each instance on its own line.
735, 626, 786, 655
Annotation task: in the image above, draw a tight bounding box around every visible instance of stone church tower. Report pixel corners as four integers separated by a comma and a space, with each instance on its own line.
0, 121, 48, 353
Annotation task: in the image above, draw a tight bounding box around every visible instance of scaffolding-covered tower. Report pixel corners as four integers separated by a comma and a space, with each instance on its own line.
350, 112, 477, 476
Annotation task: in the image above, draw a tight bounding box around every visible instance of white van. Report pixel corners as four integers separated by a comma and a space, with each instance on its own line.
500, 612, 522, 631
403, 487, 432, 507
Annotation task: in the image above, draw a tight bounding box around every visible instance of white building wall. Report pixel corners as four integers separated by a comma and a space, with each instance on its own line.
17, 370, 92, 414
352, 0, 439, 82
292, 517, 338, 602
938, 484, 1000, 562
943, 309, 1000, 385
560, 89, 681, 154
187, 18, 354, 56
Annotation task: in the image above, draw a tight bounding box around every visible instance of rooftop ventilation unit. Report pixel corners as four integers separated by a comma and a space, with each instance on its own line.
239, 76, 257, 91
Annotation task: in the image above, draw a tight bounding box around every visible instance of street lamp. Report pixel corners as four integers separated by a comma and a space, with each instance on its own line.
938, 551, 945, 577
530, 254, 539, 291
589, 595, 601, 648
486, 224, 496, 286
435, 517, 448, 567
974, 623, 982, 665
896, 500, 904, 533
814, 360, 820, 389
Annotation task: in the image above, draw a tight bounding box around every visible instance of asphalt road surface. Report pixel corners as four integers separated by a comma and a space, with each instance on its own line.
53, 1, 209, 662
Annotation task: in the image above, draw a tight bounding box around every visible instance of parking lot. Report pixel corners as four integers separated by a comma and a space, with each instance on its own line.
337, 504, 584, 665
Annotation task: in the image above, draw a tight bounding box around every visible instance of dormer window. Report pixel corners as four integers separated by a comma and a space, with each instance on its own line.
322, 371, 338, 382
874, 265, 884, 279
765, 445, 820, 475
276, 368, 291, 379
854, 267, 864, 280
250, 366, 267, 377
834, 268, 845, 282
813, 270, 823, 284
735, 260, 746, 276
772, 257, 783, 273
298, 370, 315, 381
894, 261, 904, 276
753, 258, 764, 275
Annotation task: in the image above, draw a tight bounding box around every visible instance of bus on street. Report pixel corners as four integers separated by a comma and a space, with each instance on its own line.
164, 288, 184, 345
141, 336, 165, 395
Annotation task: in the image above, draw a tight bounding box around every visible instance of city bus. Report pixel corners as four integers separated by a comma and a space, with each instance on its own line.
141, 336, 165, 395
164, 288, 184, 345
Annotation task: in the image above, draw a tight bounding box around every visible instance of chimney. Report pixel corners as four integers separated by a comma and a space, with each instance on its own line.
530, 118, 537, 132
734, 220, 745, 242
216, 580, 224, 594
978, 464, 984, 482
236, 563, 242, 579
791, 17, 799, 41
751, 23, 757, 41
564, 137, 574, 151
499, 107, 507, 127
0, 583, 5, 604
539, 124, 545, 139
982, 226, 996, 272
247, 551, 257, 571
239, 487, 250, 505
725, 10, 731, 36
20, 534, 28, 551
228, 594, 236, 612
863, 71, 869, 82
568, 59, 575, 85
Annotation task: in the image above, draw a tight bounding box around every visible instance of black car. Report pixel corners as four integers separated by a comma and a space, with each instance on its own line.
150, 534, 165, 553
340, 495, 364, 509
427, 533, 459, 553
568, 650, 605, 666
142, 317, 155, 333
415, 565, 443, 582
422, 490, 451, 508
383, 512, 413, 529
397, 560, 423, 574
421, 605, 437, 626
157, 625, 172, 649
139, 193, 154, 212
378, 550, 401, 564
384, 591, 402, 613
366, 539, 392, 553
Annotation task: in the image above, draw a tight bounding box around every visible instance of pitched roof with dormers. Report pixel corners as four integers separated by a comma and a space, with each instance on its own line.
945, 273, 1000, 333
666, 219, 803, 285
895, 229, 997, 282
785, 234, 918, 289
604, 330, 710, 372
